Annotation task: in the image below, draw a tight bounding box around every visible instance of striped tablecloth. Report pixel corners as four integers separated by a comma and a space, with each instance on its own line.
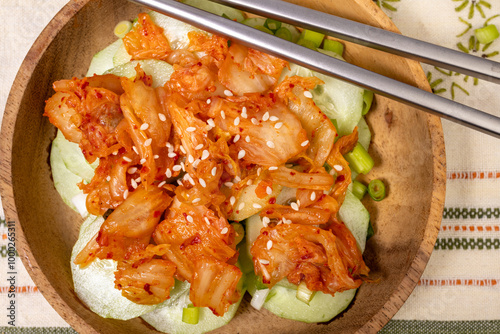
1, 0, 499, 333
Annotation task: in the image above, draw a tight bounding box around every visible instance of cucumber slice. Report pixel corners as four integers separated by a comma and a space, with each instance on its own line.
54, 130, 98, 183
71, 216, 160, 319
182, 0, 246, 22
86, 39, 123, 76
280, 60, 364, 136
112, 41, 132, 67
242, 17, 266, 28
104, 59, 174, 88
142, 285, 246, 334
228, 183, 282, 221
338, 190, 369, 252
357, 116, 371, 152
50, 135, 85, 213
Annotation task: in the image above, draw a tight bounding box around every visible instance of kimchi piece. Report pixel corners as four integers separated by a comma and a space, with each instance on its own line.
44, 11, 370, 317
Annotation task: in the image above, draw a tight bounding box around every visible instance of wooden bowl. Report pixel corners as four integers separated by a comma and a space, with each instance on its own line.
0, 0, 445, 333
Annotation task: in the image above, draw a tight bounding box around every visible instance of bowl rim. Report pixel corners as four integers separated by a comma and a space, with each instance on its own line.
0, 0, 446, 333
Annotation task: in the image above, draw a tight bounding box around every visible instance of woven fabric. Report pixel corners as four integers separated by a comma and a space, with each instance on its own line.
0, 0, 499, 332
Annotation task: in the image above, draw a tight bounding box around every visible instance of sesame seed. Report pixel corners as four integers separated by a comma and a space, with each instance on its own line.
204, 217, 210, 224
221, 110, 226, 119
140, 123, 149, 131
234, 176, 241, 182
186, 127, 196, 132
177, 179, 183, 186
262, 216, 270, 227
251, 118, 258, 125
166, 168, 172, 178
234, 117, 240, 126
297, 199, 301, 207
221, 227, 229, 234
241, 110, 248, 118
180, 145, 187, 154
259, 259, 270, 265
269, 166, 278, 171
266, 141, 275, 148
158, 113, 166, 122
123, 156, 132, 162
188, 174, 195, 185
168, 152, 176, 158
172, 165, 182, 172
329, 169, 335, 176
262, 112, 270, 121
270, 116, 279, 121
154, 155, 159, 159
158, 181, 166, 188
106, 176, 111, 182
233, 134, 240, 143
128, 167, 137, 174
186, 215, 194, 223
211, 167, 217, 176
131, 178, 138, 189
245, 136, 250, 142
247, 179, 253, 185
333, 164, 344, 172
140, 158, 146, 164
242, 107, 247, 114
230, 196, 236, 206
207, 118, 215, 128
253, 203, 262, 209
135, 177, 141, 183
266, 186, 272, 195
238, 202, 245, 210
301, 140, 309, 147
132, 146, 139, 154
199, 178, 207, 188
144, 138, 152, 147
200, 150, 208, 160
224, 182, 234, 188
224, 89, 233, 96
310, 192, 316, 201
291, 202, 299, 211
195, 144, 203, 150
206, 98, 211, 104
112, 151, 118, 155
123, 190, 129, 199
303, 91, 313, 98
285, 219, 292, 224
188, 155, 194, 163
267, 240, 273, 250
275, 122, 283, 129
193, 198, 201, 203
166, 142, 172, 149
238, 150, 246, 159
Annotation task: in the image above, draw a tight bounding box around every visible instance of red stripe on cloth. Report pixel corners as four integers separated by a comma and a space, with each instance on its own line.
441, 224, 500, 232
418, 279, 500, 287
447, 171, 500, 180
0, 286, 39, 293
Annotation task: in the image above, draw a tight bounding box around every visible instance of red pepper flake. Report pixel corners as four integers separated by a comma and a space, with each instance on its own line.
262, 231, 268, 236
290, 172, 296, 176
190, 235, 201, 245
153, 210, 161, 218
268, 197, 276, 204
301, 253, 313, 260
95, 91, 102, 99
336, 175, 345, 183
144, 283, 153, 295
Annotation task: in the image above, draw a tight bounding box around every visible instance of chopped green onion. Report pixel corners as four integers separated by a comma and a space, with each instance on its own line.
231, 222, 244, 245
250, 288, 270, 310
297, 38, 317, 50
254, 25, 274, 35
366, 221, 374, 240
182, 305, 200, 324
300, 29, 325, 48
475, 24, 500, 44
362, 90, 374, 116
352, 180, 368, 200
296, 281, 315, 305
344, 143, 374, 175
368, 179, 386, 201
322, 39, 344, 56
274, 27, 293, 42
114, 20, 133, 38
264, 18, 282, 32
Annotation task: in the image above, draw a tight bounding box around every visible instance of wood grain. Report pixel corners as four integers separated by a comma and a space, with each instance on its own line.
0, 0, 445, 333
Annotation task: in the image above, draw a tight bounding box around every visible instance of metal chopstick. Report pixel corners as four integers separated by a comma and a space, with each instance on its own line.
128, 0, 500, 139
207, 0, 500, 85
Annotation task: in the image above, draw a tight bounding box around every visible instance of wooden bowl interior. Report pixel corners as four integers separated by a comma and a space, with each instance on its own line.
0, 0, 445, 333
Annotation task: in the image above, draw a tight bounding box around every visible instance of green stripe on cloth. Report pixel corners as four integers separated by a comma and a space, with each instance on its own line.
443, 207, 500, 219
380, 320, 500, 333
0, 245, 19, 257
434, 238, 500, 250
0, 328, 76, 334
